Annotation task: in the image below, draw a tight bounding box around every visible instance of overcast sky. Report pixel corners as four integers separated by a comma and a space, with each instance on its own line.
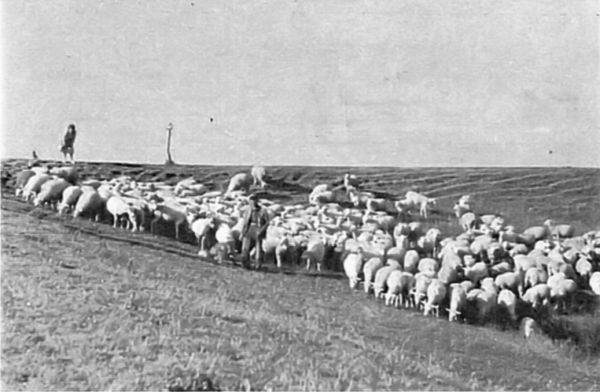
2, 0, 598, 166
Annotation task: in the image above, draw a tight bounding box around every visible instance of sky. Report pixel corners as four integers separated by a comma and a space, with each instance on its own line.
1, 0, 598, 167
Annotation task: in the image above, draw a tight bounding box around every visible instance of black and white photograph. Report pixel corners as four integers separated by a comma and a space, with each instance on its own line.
1, 0, 599, 390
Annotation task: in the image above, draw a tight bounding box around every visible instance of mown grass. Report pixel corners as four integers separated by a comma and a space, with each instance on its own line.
2, 209, 600, 391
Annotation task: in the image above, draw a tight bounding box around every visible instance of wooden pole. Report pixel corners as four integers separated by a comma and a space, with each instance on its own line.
165, 122, 174, 165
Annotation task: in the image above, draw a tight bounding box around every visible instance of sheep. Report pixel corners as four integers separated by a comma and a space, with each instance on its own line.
417, 257, 439, 279
522, 284, 551, 309
447, 283, 467, 322
423, 279, 447, 317
522, 267, 548, 294
343, 248, 365, 289
302, 236, 327, 272
347, 189, 374, 208
251, 166, 268, 188
464, 262, 488, 285
21, 173, 51, 201
149, 201, 188, 240
373, 264, 401, 299
454, 208, 478, 232
72, 190, 105, 221
411, 273, 432, 309
549, 278, 577, 312
513, 255, 538, 273
480, 277, 498, 294
362, 256, 384, 294
14, 169, 36, 197
403, 191, 437, 218
544, 219, 575, 239
385, 271, 415, 308
522, 224, 550, 242
57, 185, 83, 214
49, 165, 79, 184
497, 289, 518, 322
494, 271, 523, 295
188, 215, 217, 256
32, 178, 70, 208
225, 173, 254, 195
105, 196, 139, 231
365, 198, 397, 215
589, 272, 600, 296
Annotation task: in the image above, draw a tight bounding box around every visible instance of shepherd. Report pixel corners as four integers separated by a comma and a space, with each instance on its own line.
59, 123, 77, 164
240, 193, 270, 270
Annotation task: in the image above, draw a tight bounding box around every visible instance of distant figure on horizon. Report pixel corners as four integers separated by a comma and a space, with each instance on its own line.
28, 150, 40, 168
59, 123, 77, 164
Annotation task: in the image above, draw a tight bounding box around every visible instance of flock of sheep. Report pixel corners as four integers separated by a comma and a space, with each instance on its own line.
10, 162, 600, 329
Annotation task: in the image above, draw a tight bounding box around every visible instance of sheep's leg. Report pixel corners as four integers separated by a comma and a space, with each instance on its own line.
175, 221, 181, 240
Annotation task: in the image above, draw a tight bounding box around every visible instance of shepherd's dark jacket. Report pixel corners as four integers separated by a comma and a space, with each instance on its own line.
240, 205, 270, 239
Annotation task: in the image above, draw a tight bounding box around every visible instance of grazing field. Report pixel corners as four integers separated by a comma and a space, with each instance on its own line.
1, 160, 600, 390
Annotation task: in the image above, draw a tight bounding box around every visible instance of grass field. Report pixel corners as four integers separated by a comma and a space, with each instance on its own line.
1, 160, 600, 390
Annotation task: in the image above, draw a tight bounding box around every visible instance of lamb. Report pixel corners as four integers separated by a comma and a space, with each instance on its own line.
72, 190, 104, 221
14, 169, 36, 197
480, 277, 498, 294
549, 278, 577, 312
373, 264, 401, 299
385, 271, 415, 308
104, 196, 136, 230
447, 283, 467, 322
365, 198, 397, 215
21, 173, 51, 201
343, 248, 365, 289
347, 189, 375, 208
57, 185, 83, 214
251, 166, 268, 188
149, 201, 188, 240
33, 178, 70, 208
497, 289, 518, 322
362, 256, 384, 294
471, 290, 497, 323
225, 173, 254, 195
213, 221, 236, 263
423, 279, 447, 317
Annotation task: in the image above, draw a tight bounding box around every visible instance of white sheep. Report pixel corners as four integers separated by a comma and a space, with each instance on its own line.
22, 173, 51, 201
423, 279, 447, 317
106, 196, 138, 231
464, 262, 488, 285
225, 173, 254, 195
373, 264, 401, 299
417, 257, 438, 279
57, 185, 83, 214
14, 169, 36, 197
520, 317, 539, 339
72, 190, 104, 221
251, 166, 268, 188
149, 201, 188, 240
343, 173, 360, 191
362, 256, 384, 294
385, 271, 415, 308
188, 215, 216, 256
343, 248, 365, 289
33, 178, 70, 208
521, 284, 551, 309
403, 191, 437, 219
411, 272, 433, 309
